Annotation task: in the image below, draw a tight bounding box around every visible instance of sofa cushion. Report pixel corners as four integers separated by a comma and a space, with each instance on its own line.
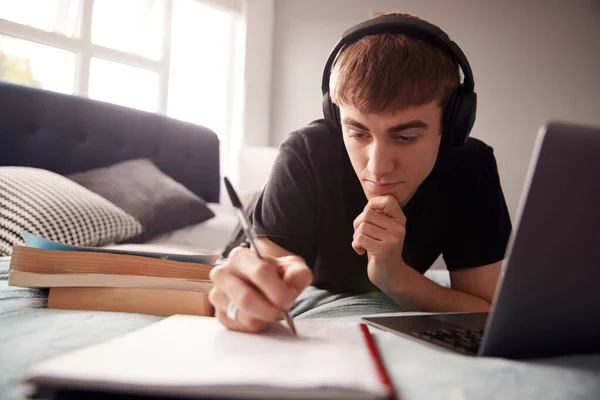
68, 159, 215, 243
0, 167, 142, 257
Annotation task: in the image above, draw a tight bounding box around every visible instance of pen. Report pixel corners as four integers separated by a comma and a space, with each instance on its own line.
223, 177, 298, 336
360, 323, 396, 399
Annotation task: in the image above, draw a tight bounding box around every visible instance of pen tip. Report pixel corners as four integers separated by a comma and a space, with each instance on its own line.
283, 312, 297, 336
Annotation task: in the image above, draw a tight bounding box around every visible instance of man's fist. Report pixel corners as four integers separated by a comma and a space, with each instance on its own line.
352, 195, 407, 291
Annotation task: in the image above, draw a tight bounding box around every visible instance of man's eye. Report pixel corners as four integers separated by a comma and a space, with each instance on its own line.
350, 132, 367, 140
396, 136, 416, 143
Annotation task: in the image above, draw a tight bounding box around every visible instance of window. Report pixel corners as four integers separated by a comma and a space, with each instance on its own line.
0, 0, 245, 146
89, 58, 160, 112
0, 34, 76, 93
91, 0, 165, 61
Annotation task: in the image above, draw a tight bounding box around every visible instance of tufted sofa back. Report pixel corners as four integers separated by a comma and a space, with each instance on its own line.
0, 82, 220, 203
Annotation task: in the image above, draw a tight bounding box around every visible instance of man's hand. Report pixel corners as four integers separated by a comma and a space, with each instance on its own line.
352, 195, 407, 291
209, 247, 312, 333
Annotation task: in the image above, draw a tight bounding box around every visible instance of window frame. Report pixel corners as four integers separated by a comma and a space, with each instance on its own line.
0, 0, 244, 118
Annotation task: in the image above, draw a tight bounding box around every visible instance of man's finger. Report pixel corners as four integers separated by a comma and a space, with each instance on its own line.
215, 310, 271, 334
352, 233, 382, 255
353, 243, 366, 255
229, 248, 296, 310
366, 195, 406, 223
279, 258, 313, 294
354, 221, 387, 241
208, 287, 230, 312
353, 210, 366, 231
215, 270, 283, 321
354, 206, 402, 232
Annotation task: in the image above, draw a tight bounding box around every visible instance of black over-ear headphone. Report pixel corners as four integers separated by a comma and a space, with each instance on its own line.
321, 14, 477, 147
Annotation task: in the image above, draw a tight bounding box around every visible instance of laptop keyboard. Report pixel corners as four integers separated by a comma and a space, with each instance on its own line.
410, 328, 484, 355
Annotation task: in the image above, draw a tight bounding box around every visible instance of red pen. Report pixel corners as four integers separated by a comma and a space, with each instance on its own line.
360, 323, 397, 400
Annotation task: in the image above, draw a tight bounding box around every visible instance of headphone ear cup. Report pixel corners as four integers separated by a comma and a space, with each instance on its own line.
442, 86, 477, 147
458, 90, 477, 141
322, 92, 343, 134
332, 103, 341, 133
442, 90, 460, 148
451, 89, 477, 146
322, 92, 334, 122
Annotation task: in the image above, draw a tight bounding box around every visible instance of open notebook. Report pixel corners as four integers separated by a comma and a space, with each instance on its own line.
23, 315, 393, 399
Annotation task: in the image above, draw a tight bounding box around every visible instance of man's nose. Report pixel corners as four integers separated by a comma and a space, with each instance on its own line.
366, 140, 395, 177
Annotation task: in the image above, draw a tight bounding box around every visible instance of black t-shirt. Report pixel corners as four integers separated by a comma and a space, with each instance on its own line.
253, 119, 512, 294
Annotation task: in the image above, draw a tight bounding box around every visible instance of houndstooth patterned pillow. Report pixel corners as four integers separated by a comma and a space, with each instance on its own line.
0, 167, 143, 257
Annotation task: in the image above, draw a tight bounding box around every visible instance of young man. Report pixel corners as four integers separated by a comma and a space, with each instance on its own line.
209, 13, 512, 333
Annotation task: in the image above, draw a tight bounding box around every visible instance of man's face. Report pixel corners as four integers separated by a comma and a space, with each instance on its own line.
339, 101, 443, 208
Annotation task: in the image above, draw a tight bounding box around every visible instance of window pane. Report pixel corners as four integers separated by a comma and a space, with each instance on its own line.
88, 58, 159, 112
167, 0, 233, 136
0, 34, 75, 93
0, 0, 81, 37
91, 0, 165, 60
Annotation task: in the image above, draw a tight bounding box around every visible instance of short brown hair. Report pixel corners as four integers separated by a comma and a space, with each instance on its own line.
330, 12, 460, 113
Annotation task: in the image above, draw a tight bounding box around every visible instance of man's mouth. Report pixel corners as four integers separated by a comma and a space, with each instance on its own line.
363, 180, 403, 192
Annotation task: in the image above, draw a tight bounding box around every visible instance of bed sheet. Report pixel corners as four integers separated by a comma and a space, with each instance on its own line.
143, 202, 239, 255
0, 257, 161, 399
3, 258, 600, 400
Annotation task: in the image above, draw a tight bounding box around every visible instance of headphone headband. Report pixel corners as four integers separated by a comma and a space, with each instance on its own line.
321, 15, 474, 96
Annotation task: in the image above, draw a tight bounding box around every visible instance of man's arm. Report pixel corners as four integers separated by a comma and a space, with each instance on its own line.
256, 234, 502, 312
255, 237, 297, 258
353, 194, 503, 312
385, 260, 502, 312
449, 261, 502, 304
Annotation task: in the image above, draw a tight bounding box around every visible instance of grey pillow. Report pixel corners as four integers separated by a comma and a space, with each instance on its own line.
0, 167, 143, 257
68, 159, 215, 243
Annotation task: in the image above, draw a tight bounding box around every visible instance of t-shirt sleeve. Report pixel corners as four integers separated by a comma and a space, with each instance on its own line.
442, 146, 512, 271
252, 132, 317, 265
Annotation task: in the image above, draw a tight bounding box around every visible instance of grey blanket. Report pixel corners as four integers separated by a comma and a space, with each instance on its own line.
0, 258, 47, 312
2, 257, 600, 400
0, 258, 161, 400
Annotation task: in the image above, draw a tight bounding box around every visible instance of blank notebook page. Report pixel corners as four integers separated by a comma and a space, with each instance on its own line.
25, 315, 389, 399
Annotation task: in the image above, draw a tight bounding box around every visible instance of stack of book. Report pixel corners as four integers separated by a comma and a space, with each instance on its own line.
8, 233, 217, 317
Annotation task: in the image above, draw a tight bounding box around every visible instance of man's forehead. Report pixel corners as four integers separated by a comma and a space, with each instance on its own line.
340, 102, 440, 127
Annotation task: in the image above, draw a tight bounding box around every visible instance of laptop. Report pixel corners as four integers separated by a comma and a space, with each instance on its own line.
363, 121, 600, 359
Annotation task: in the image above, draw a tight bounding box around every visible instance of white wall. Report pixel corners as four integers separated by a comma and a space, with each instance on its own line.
222, 0, 275, 202
267, 0, 600, 224
242, 0, 275, 147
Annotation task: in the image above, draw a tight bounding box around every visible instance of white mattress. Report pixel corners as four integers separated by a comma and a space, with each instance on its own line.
108, 203, 239, 256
